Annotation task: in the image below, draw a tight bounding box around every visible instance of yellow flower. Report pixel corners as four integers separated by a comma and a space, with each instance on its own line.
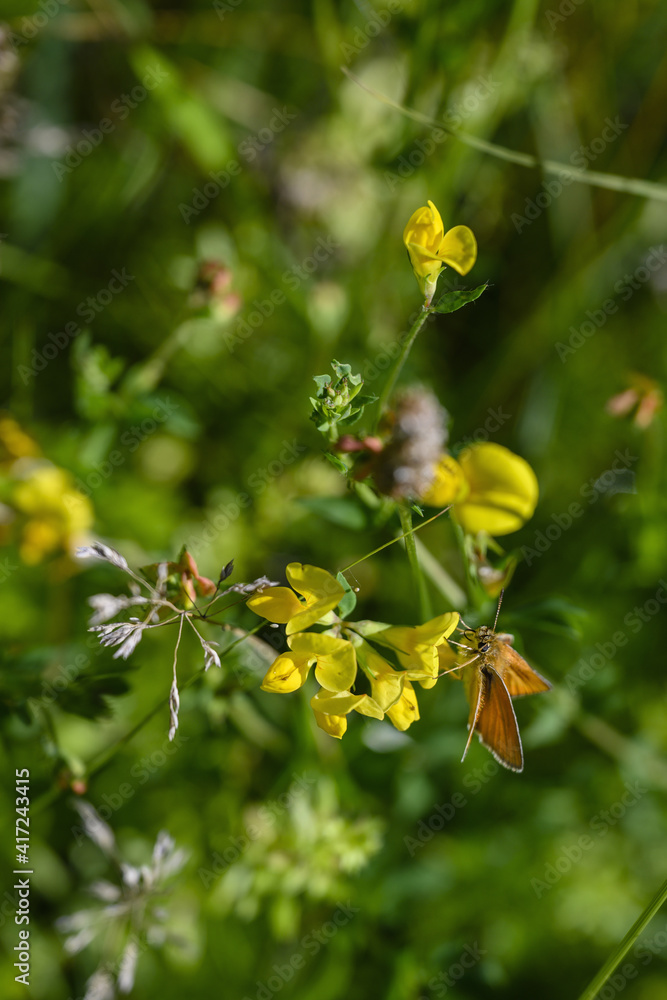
355, 640, 422, 732
310, 688, 384, 740
260, 631, 358, 694
422, 453, 468, 506
260, 650, 313, 693
312, 709, 348, 739
289, 632, 357, 692
387, 679, 420, 731
247, 562, 345, 635
355, 638, 405, 710
421, 442, 538, 537
0, 414, 39, 469
372, 612, 459, 690
13, 464, 93, 564
403, 201, 477, 305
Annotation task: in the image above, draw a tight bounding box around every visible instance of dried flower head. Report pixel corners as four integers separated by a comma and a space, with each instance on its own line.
57, 802, 189, 999
78, 540, 277, 739
370, 387, 448, 501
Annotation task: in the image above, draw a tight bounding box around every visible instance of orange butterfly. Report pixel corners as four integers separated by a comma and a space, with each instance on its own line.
441, 594, 551, 772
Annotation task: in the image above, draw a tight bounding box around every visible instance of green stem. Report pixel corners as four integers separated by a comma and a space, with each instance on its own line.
339, 505, 450, 574
82, 624, 262, 780
374, 305, 431, 428
399, 505, 431, 620
413, 534, 467, 609
343, 67, 667, 204
32, 624, 263, 816
576, 876, 667, 1000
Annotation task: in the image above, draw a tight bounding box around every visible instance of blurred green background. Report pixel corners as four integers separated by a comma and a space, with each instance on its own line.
2, 0, 667, 997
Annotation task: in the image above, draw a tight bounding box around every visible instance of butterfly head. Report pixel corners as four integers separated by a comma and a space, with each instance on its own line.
473, 625, 496, 653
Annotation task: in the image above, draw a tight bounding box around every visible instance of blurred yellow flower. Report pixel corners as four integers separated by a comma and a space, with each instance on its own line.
421, 442, 538, 537
0, 414, 39, 469
13, 464, 93, 564
403, 201, 477, 305
247, 562, 344, 635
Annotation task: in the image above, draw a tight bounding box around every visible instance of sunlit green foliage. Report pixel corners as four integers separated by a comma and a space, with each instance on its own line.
2, 1, 667, 998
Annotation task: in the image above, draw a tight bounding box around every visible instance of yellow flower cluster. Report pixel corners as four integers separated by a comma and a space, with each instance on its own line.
0, 416, 93, 564
13, 465, 93, 565
248, 563, 459, 739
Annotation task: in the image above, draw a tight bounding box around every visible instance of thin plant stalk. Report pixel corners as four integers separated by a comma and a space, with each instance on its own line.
399, 505, 432, 620
576, 876, 667, 1000
343, 68, 667, 204
413, 534, 467, 609
374, 305, 431, 427
32, 623, 264, 815
340, 505, 450, 574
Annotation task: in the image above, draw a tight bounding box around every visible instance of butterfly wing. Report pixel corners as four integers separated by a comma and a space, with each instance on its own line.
475, 667, 524, 772
489, 637, 551, 697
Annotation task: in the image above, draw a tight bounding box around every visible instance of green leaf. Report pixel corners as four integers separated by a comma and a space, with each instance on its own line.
312, 374, 331, 392
336, 572, 357, 618
431, 283, 489, 314
323, 452, 350, 474
331, 361, 353, 379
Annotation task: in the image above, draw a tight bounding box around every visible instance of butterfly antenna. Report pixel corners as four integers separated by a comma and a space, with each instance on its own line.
438, 654, 479, 678
493, 589, 505, 631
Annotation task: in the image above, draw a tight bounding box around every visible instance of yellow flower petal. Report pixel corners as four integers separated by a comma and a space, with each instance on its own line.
285, 563, 345, 634
437, 643, 460, 677
387, 680, 420, 731
355, 639, 405, 711
372, 612, 459, 688
310, 689, 384, 720
370, 670, 405, 710
403, 201, 447, 302
421, 454, 469, 507
313, 710, 347, 739
247, 586, 303, 624
315, 645, 357, 693
261, 652, 313, 693
455, 442, 538, 536
412, 612, 460, 647
286, 562, 343, 604
437, 226, 477, 276
288, 632, 357, 692
402, 200, 444, 253
376, 613, 459, 658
